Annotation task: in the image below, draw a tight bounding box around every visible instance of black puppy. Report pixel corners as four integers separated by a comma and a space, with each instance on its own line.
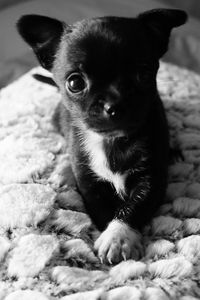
17, 9, 187, 264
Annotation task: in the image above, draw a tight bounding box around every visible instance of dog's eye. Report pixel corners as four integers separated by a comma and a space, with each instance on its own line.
136, 64, 156, 86
137, 71, 152, 84
66, 73, 86, 93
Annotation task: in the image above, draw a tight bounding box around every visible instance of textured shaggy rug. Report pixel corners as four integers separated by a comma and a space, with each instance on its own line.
0, 62, 200, 300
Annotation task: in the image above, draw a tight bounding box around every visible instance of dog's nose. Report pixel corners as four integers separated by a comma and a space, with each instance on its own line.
104, 102, 117, 117
100, 85, 123, 119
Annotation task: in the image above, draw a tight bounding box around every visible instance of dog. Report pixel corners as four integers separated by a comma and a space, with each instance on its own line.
17, 9, 187, 264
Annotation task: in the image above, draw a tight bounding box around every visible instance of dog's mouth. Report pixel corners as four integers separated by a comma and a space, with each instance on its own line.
95, 128, 126, 138
93, 123, 141, 138
83, 112, 146, 139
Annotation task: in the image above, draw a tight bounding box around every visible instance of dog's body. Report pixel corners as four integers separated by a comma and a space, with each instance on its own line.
54, 97, 168, 231
17, 9, 187, 263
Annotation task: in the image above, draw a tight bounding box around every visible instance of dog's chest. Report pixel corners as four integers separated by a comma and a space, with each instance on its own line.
83, 131, 127, 196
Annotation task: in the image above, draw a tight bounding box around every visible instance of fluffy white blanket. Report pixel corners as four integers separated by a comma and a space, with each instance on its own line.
0, 62, 200, 299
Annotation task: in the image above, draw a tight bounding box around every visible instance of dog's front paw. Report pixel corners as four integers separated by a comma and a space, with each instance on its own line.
94, 220, 142, 264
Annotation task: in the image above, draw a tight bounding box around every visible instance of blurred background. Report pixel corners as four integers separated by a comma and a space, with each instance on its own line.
0, 0, 200, 87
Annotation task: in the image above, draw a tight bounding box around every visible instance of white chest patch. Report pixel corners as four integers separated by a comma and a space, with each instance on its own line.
83, 130, 127, 196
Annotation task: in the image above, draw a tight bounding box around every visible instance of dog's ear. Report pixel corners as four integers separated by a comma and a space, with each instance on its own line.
138, 9, 188, 57
17, 15, 66, 70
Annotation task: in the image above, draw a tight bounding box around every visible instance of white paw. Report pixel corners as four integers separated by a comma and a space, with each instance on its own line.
94, 220, 143, 264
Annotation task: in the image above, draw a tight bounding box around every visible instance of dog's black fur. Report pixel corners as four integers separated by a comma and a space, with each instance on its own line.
17, 9, 187, 263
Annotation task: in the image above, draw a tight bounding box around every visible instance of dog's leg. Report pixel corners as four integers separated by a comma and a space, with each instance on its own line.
94, 220, 142, 264
94, 174, 163, 264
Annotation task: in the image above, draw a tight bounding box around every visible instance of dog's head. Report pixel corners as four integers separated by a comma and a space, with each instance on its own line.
17, 9, 187, 137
